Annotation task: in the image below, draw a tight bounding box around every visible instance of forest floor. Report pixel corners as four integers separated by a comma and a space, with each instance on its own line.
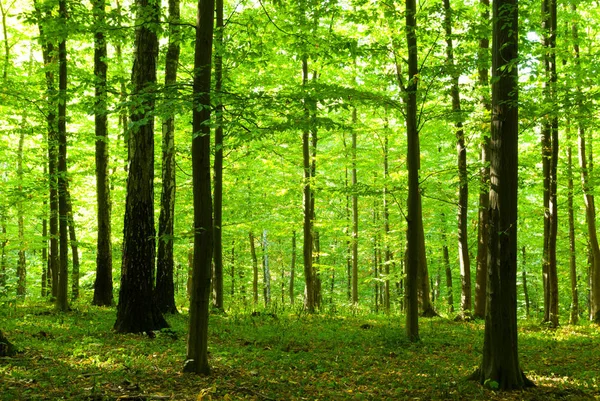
1, 297, 600, 400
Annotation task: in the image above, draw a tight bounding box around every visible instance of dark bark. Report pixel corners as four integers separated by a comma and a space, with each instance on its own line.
474, 0, 491, 320
184, 0, 214, 375
91, 0, 113, 307
262, 230, 271, 307
114, 0, 168, 333
56, 0, 69, 312
405, 0, 419, 341
212, 0, 224, 311
472, 0, 533, 389
249, 231, 258, 305
230, 240, 235, 298
443, 0, 471, 316
156, 0, 181, 315
0, 330, 16, 357
522, 246, 530, 319
441, 214, 454, 313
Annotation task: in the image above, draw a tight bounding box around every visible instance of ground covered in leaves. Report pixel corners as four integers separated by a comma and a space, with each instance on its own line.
1, 298, 599, 400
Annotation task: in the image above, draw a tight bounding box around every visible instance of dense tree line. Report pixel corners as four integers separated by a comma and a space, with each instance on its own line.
0, 0, 599, 389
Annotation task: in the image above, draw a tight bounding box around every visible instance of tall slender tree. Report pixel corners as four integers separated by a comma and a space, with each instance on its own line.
114, 0, 168, 333
155, 0, 181, 315
185, 0, 215, 375
55, 0, 69, 312
471, 0, 533, 389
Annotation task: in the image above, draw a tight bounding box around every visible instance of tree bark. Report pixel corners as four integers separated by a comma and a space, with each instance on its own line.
290, 231, 296, 304
351, 108, 359, 305
156, 0, 181, 315
302, 56, 315, 312
55, 0, 69, 312
249, 231, 258, 305
114, 0, 168, 333
212, 0, 224, 311
405, 0, 420, 341
572, 3, 600, 323
66, 188, 80, 300
185, 0, 215, 375
0, 330, 16, 357
383, 133, 391, 313
91, 0, 113, 307
474, 0, 491, 320
472, 0, 533, 389
441, 214, 454, 313
566, 122, 579, 324
443, 0, 471, 316
541, 0, 559, 328
16, 124, 26, 296
262, 230, 271, 307
522, 246, 530, 319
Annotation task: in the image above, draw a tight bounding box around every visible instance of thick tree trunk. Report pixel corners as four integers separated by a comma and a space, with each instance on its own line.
566, 123, 579, 324
212, 0, 224, 311
185, 0, 215, 375
91, 0, 113, 307
156, 0, 181, 315
473, 0, 532, 389
114, 0, 168, 333
572, 3, 600, 323
474, 0, 491, 320
405, 0, 420, 341
249, 231, 258, 305
55, 0, 69, 312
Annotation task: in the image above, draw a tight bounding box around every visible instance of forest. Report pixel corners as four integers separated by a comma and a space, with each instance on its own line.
1, 0, 600, 399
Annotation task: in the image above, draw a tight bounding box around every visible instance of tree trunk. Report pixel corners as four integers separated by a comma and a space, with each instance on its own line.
262, 230, 271, 307
249, 231, 258, 305
34, 0, 59, 299
383, 133, 391, 313
212, 0, 225, 311
155, 0, 181, 315
474, 0, 491, 320
572, 3, 600, 323
184, 0, 215, 375
66, 188, 80, 300
541, 0, 559, 328
443, 0, 471, 316
16, 126, 26, 296
0, 330, 16, 357
55, 0, 69, 312
441, 215, 454, 313
0, 221, 5, 291
231, 240, 235, 298
351, 108, 359, 305
472, 0, 533, 389
114, 0, 168, 333
42, 191, 48, 297
566, 122, 579, 324
290, 231, 296, 304
91, 0, 113, 307
405, 0, 420, 341
302, 56, 315, 312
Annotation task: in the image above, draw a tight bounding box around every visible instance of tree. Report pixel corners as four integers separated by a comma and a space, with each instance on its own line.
443, 0, 471, 317
471, 0, 533, 389
114, 0, 168, 333
55, 0, 69, 312
0, 330, 16, 357
91, 0, 113, 307
405, 0, 420, 341
155, 0, 181, 315
351, 108, 358, 305
541, 0, 559, 327
184, 0, 215, 375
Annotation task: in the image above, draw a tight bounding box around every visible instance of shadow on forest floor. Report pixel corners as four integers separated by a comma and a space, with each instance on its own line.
1, 297, 599, 400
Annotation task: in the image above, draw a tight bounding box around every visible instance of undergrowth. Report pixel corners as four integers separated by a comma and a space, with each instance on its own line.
1, 295, 599, 400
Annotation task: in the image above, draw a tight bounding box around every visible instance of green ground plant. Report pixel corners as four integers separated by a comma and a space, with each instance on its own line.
1, 293, 599, 400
